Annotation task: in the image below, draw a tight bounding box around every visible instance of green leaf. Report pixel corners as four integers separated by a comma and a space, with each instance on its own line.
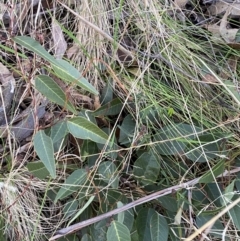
229, 195, 240, 230
55, 169, 88, 202
131, 221, 139, 241
35, 75, 76, 114
196, 215, 225, 239
157, 195, 178, 212
139, 106, 162, 124
27, 161, 50, 179
52, 59, 98, 95
223, 179, 236, 204
50, 121, 68, 144
58, 234, 79, 241
63, 199, 79, 219
99, 190, 124, 208
184, 133, 228, 162
123, 209, 134, 231
133, 152, 160, 185
90, 225, 107, 241
199, 159, 225, 183
33, 131, 56, 178
97, 128, 119, 159
100, 80, 113, 104
13, 36, 56, 64
0, 217, 7, 241
13, 36, 98, 95
94, 98, 123, 116
136, 208, 156, 241
154, 123, 202, 155
79, 110, 97, 125
224, 80, 240, 103
107, 221, 131, 241
81, 140, 99, 166
118, 114, 136, 145
81, 234, 93, 241
98, 161, 119, 188
117, 202, 124, 224
150, 212, 169, 241
67, 117, 110, 144
68, 195, 95, 226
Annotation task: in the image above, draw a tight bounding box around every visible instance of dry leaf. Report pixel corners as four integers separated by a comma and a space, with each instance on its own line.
227, 42, 240, 49
220, 55, 238, 79
220, 9, 238, 43
202, 73, 219, 84
208, 2, 230, 15
0, 62, 15, 125
208, 2, 240, 16
67, 45, 79, 59
52, 19, 67, 59
11, 106, 46, 141
173, 0, 189, 9
207, 23, 222, 39
0, 3, 7, 21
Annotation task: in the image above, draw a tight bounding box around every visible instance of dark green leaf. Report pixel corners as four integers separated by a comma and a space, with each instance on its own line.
50, 121, 68, 144
81, 140, 99, 166
67, 117, 110, 144
52, 59, 98, 95
199, 160, 225, 183
150, 212, 169, 241
107, 221, 131, 241
118, 114, 136, 145
27, 161, 49, 179
136, 208, 155, 241
157, 195, 178, 212
184, 133, 227, 163
100, 81, 113, 105
79, 110, 97, 125
13, 36, 56, 63
122, 209, 134, 231
35, 75, 76, 114
33, 131, 56, 178
97, 128, 119, 159
90, 225, 107, 241
63, 199, 79, 219
55, 169, 87, 202
98, 161, 119, 189
229, 195, 240, 230
196, 215, 225, 240
154, 123, 202, 155
94, 98, 123, 116
81, 234, 93, 241
133, 152, 160, 185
